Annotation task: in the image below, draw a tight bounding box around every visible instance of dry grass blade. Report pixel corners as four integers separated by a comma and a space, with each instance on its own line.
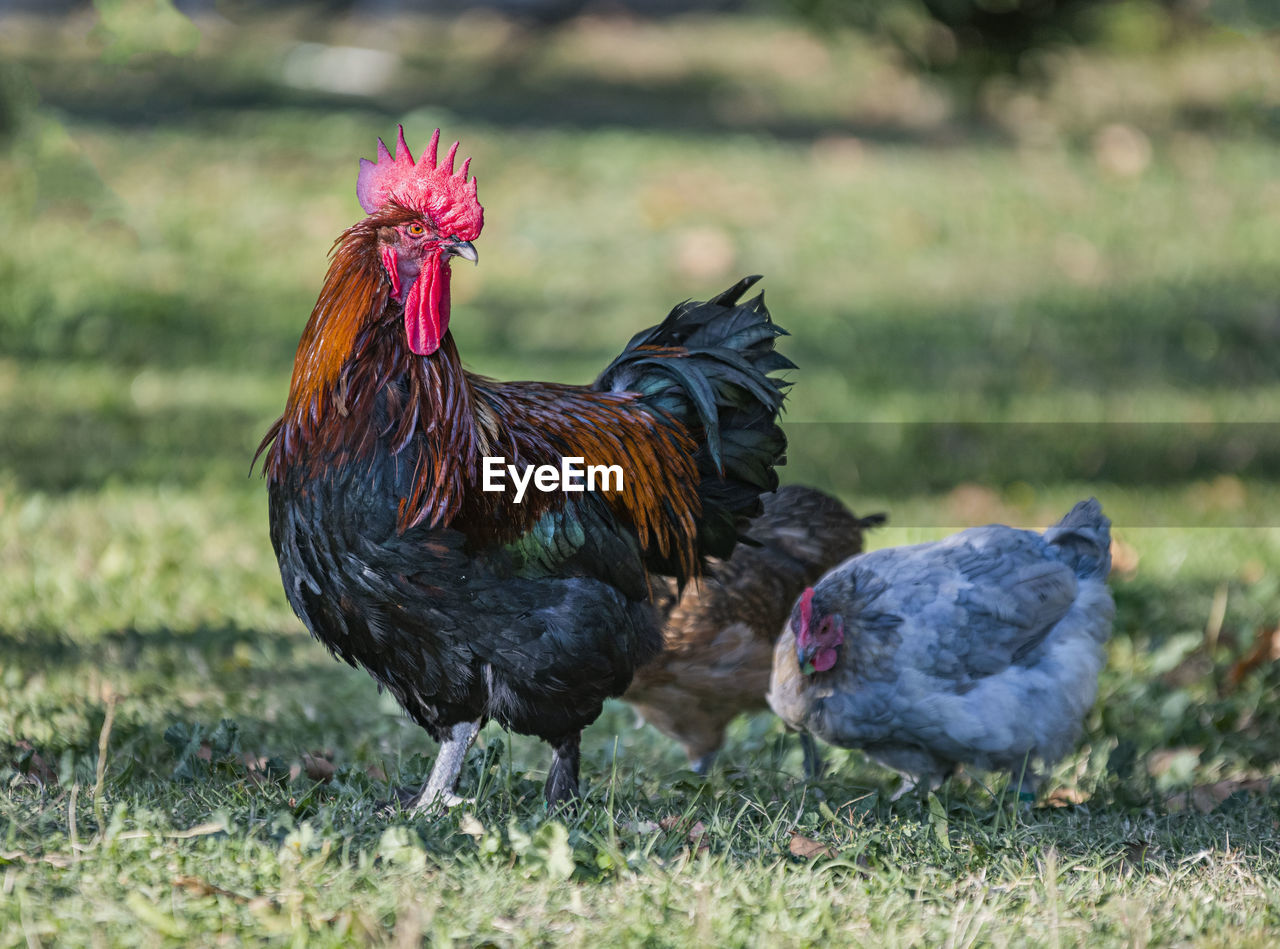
93, 689, 118, 828
68, 784, 79, 861
1204, 582, 1229, 652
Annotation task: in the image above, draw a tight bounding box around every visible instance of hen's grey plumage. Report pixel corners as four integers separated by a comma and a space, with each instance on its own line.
768, 499, 1114, 799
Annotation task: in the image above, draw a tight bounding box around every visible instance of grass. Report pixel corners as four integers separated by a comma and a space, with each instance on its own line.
2, 5, 1280, 946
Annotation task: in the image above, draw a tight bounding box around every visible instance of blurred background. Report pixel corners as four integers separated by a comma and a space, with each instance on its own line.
2, 0, 1279, 805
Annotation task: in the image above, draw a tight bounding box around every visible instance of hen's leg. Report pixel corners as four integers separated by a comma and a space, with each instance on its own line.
1011, 768, 1041, 803
690, 751, 717, 776
544, 732, 581, 809
800, 733, 825, 780
889, 770, 947, 803
407, 720, 481, 813
888, 775, 918, 802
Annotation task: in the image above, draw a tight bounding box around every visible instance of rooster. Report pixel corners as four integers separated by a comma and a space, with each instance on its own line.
258, 128, 791, 811
624, 485, 884, 775
768, 499, 1114, 801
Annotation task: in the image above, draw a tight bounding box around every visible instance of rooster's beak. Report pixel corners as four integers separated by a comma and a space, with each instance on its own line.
445, 240, 478, 264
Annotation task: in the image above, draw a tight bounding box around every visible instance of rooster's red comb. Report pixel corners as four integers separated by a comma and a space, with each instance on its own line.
356, 126, 483, 241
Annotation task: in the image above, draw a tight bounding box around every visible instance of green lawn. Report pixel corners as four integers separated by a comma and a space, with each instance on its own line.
2, 7, 1280, 946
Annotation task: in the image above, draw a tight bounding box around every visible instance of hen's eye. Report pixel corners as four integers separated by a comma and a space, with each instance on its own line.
406, 222, 426, 237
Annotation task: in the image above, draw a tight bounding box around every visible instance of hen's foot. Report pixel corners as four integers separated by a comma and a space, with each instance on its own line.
888, 777, 917, 803
1010, 768, 1041, 806
889, 771, 946, 803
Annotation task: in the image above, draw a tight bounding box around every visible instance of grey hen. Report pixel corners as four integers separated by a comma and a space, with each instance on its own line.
768, 499, 1113, 800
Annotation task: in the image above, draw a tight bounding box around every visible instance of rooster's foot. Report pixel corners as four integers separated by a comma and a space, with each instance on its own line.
407, 790, 476, 815
380, 720, 482, 818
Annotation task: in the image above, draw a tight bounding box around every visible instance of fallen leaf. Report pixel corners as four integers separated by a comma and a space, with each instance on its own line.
1109, 537, 1140, 580
14, 741, 58, 787
1161, 651, 1212, 689
810, 135, 868, 179
243, 754, 267, 786
688, 820, 709, 853
365, 764, 387, 782
789, 831, 836, 860
946, 483, 1007, 525
1053, 233, 1104, 287
673, 227, 736, 281
1094, 123, 1152, 178
1147, 747, 1202, 778
242, 754, 290, 788
1167, 778, 1269, 814
301, 753, 335, 783
1045, 787, 1090, 807
656, 814, 709, 850
1191, 475, 1248, 513
1226, 624, 1280, 691
1120, 840, 1152, 872
172, 875, 250, 903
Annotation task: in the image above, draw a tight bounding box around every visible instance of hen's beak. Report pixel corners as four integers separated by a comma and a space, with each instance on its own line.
796, 645, 817, 677
445, 240, 478, 264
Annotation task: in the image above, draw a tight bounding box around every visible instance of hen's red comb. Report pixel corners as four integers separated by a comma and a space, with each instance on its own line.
356, 126, 483, 241
798, 587, 815, 639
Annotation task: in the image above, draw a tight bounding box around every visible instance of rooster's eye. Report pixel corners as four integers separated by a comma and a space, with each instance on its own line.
406, 222, 427, 237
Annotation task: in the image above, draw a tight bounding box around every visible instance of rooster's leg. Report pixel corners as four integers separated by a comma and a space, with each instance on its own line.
544, 731, 581, 810
408, 719, 481, 813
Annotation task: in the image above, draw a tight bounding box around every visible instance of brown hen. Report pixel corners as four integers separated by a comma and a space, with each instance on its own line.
625, 485, 885, 774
